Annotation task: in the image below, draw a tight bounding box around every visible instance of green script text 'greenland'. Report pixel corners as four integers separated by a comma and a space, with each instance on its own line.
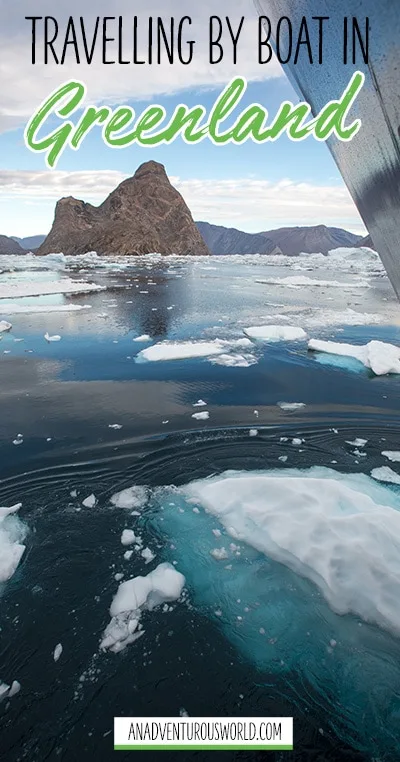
24, 72, 364, 168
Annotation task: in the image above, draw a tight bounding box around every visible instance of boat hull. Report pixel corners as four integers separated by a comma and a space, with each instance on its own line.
254, 0, 400, 298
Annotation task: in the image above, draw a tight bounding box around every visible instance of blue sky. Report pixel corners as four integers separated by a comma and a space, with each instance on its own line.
0, 1, 366, 238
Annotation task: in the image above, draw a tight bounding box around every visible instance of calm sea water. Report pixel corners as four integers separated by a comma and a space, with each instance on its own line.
1, 253, 400, 761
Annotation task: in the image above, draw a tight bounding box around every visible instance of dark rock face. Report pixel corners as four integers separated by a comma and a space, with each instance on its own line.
36, 161, 210, 257
260, 225, 361, 256
0, 235, 25, 255
357, 234, 374, 249
196, 221, 281, 255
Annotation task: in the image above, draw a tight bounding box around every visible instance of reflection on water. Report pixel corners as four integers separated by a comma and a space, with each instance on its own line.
1, 255, 400, 761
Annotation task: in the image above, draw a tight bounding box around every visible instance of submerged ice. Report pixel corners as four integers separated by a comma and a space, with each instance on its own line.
177, 467, 400, 635
149, 468, 400, 757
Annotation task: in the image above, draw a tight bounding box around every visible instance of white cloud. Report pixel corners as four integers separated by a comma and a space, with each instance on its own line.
0, 0, 282, 132
0, 169, 365, 235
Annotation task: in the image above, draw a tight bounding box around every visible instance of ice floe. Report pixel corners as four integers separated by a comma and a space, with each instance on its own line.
0, 503, 27, 583
135, 340, 226, 363
278, 402, 306, 411
192, 412, 210, 421
0, 304, 91, 315
110, 486, 148, 510
0, 321, 12, 332
244, 325, 307, 341
53, 644, 63, 662
44, 332, 61, 342
258, 275, 370, 289
309, 339, 400, 375
0, 278, 105, 299
0, 680, 21, 702
133, 334, 151, 342
346, 439, 368, 448
179, 466, 400, 636
382, 452, 400, 463
82, 494, 96, 508
208, 353, 257, 368
371, 467, 400, 485
121, 530, 135, 546
100, 563, 185, 652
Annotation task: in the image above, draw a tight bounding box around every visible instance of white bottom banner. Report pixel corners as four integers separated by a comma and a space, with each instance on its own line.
114, 717, 293, 750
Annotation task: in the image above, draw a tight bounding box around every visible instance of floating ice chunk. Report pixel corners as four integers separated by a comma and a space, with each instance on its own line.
53, 643, 63, 662
309, 339, 400, 375
192, 412, 209, 421
108, 424, 122, 430
182, 466, 400, 636
0, 503, 27, 582
133, 335, 151, 342
292, 438, 303, 446
101, 563, 185, 652
136, 340, 226, 363
371, 467, 400, 485
193, 400, 207, 407
110, 486, 148, 510
209, 353, 257, 367
70, 489, 77, 498
0, 279, 105, 299
0, 683, 10, 702
141, 548, 156, 564
278, 402, 306, 411
44, 332, 61, 342
258, 275, 370, 289
244, 325, 307, 342
8, 680, 21, 698
124, 550, 133, 561
347, 439, 368, 448
0, 321, 12, 332
382, 452, 400, 463
82, 494, 96, 508
210, 548, 229, 561
1, 303, 91, 315
249, 430, 258, 437
0, 681, 19, 702
121, 530, 135, 546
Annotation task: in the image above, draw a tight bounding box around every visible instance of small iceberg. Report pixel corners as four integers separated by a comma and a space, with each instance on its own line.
244, 325, 307, 342
110, 486, 148, 510
309, 339, 400, 375
0, 321, 12, 332
44, 332, 61, 342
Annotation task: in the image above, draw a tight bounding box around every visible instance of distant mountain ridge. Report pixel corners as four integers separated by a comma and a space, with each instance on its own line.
8, 214, 365, 259
0, 235, 25, 255
196, 221, 281, 255
259, 225, 361, 256
12, 235, 46, 250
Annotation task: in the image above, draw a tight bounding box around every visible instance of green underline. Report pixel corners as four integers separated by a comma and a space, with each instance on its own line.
114, 746, 294, 751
